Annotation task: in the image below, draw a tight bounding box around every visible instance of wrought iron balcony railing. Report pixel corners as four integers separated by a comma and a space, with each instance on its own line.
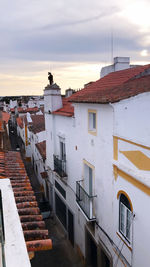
53, 155, 67, 178
76, 180, 96, 220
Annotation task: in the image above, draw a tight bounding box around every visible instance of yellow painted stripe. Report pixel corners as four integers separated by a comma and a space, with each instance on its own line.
114, 136, 150, 151
114, 165, 150, 196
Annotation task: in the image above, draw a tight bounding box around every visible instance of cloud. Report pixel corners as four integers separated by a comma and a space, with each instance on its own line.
41, 7, 119, 31
0, 0, 150, 95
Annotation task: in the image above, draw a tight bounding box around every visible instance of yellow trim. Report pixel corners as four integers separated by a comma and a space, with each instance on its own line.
83, 159, 95, 170
114, 136, 150, 151
120, 150, 150, 171
83, 159, 95, 216
113, 136, 118, 160
83, 159, 95, 190
117, 190, 133, 212
88, 109, 97, 136
114, 165, 150, 196
112, 248, 127, 267
113, 165, 118, 181
29, 252, 35, 260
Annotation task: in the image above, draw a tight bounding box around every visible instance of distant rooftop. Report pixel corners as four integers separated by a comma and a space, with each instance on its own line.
69, 64, 150, 104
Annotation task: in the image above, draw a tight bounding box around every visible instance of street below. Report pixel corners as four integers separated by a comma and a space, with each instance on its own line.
9, 125, 84, 267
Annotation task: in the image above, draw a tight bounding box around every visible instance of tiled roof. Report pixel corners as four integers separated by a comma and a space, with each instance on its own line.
0, 151, 52, 253
2, 112, 10, 124
16, 117, 24, 129
10, 108, 15, 113
69, 64, 150, 103
29, 115, 45, 134
18, 107, 39, 114
35, 141, 46, 160
0, 121, 4, 132
52, 98, 74, 117
26, 107, 39, 113
17, 107, 26, 113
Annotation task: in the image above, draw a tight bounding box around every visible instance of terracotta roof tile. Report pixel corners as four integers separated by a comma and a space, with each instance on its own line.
0, 151, 52, 253
26, 107, 39, 113
16, 117, 24, 129
17, 107, 39, 114
69, 64, 150, 103
2, 112, 10, 124
52, 98, 74, 117
29, 115, 45, 134
10, 108, 15, 113
35, 141, 46, 160
0, 121, 4, 132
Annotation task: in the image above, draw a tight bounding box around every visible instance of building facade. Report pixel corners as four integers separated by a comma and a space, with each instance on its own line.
44, 64, 150, 267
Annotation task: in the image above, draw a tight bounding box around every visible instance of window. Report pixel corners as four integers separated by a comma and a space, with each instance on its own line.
55, 180, 66, 199
60, 141, 66, 161
119, 194, 132, 242
88, 110, 97, 135
55, 193, 67, 229
84, 161, 94, 196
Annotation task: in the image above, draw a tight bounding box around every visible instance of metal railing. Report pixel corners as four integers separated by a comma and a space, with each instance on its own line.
0, 190, 6, 267
53, 155, 67, 177
76, 180, 96, 220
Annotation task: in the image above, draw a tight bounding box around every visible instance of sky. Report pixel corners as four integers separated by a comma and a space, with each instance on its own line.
0, 0, 150, 96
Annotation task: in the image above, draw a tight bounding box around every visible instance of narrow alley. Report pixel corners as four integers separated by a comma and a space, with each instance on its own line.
9, 124, 84, 267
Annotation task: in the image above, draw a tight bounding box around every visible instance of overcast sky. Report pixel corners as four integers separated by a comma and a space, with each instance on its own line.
0, 0, 150, 96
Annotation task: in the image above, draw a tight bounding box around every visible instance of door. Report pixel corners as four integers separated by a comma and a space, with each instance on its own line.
60, 141, 66, 160
55, 193, 67, 229
84, 164, 93, 196
86, 230, 97, 267
68, 209, 74, 246
101, 250, 110, 267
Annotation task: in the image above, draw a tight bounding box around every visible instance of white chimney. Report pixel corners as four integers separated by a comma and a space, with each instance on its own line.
114, 57, 130, 71
26, 112, 32, 123
44, 83, 63, 113
100, 57, 130, 78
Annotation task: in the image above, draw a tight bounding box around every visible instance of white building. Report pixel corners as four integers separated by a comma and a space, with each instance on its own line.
44, 63, 150, 267
10, 99, 17, 109
28, 114, 45, 165
100, 56, 141, 78
35, 140, 47, 194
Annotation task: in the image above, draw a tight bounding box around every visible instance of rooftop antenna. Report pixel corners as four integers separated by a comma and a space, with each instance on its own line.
111, 29, 114, 64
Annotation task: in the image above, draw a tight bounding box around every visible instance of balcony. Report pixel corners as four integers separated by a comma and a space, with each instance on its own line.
76, 180, 96, 220
53, 155, 67, 178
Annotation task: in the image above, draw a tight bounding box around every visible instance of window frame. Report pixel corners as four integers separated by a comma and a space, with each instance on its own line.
83, 159, 95, 197
60, 140, 66, 161
88, 109, 97, 136
119, 194, 132, 243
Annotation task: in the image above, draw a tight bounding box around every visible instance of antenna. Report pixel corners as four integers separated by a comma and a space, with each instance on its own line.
111, 29, 114, 64
49, 62, 52, 72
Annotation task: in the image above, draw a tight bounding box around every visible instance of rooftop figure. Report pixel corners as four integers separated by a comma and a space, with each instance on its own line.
48, 72, 53, 85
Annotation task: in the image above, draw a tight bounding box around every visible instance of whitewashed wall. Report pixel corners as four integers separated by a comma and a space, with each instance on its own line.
112, 92, 150, 267
45, 102, 115, 259
1, 179, 31, 267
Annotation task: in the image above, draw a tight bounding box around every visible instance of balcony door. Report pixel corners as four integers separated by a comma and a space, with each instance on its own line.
84, 163, 93, 196
60, 141, 66, 161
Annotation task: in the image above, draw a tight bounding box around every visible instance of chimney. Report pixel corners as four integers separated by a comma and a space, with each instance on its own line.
44, 83, 63, 113
100, 57, 130, 78
114, 57, 130, 71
